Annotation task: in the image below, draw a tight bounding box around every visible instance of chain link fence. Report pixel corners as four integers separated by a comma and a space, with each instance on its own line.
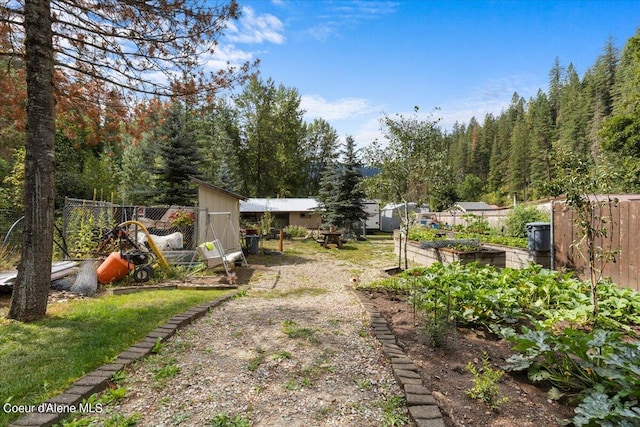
62, 198, 202, 259
1, 200, 206, 265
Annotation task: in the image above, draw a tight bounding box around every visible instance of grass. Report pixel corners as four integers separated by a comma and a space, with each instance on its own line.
0, 289, 231, 426
0, 233, 397, 425
258, 233, 396, 267
380, 394, 410, 427
281, 319, 317, 342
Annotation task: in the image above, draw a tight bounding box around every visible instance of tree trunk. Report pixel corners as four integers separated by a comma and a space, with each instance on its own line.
8, 0, 56, 321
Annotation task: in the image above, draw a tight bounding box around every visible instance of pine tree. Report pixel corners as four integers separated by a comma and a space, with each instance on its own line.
583, 38, 618, 162
600, 29, 640, 191
529, 91, 554, 198
154, 102, 201, 205
556, 64, 590, 160
317, 136, 367, 235
508, 111, 531, 201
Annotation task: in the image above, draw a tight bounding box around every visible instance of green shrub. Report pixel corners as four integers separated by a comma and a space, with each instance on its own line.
466, 352, 509, 410
283, 224, 308, 238
407, 226, 439, 241
504, 205, 549, 238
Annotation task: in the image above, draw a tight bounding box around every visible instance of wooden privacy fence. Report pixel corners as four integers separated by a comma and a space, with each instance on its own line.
553, 197, 640, 291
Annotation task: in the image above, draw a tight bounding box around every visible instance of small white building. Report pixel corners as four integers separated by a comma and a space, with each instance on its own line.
240, 198, 322, 229
363, 199, 381, 231
380, 202, 422, 232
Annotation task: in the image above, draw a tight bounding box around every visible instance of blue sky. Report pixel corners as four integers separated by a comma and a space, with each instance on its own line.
217, 0, 640, 147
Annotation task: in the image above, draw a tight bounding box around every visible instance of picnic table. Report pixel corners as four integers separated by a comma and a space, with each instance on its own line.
320, 231, 343, 249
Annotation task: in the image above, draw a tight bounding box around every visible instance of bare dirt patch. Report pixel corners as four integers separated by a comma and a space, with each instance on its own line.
364, 290, 576, 427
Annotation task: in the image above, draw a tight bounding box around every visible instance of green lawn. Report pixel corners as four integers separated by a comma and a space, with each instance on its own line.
0, 289, 230, 426
0, 234, 396, 426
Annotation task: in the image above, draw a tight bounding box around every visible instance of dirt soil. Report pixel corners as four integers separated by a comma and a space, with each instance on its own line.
0, 238, 579, 427
363, 290, 576, 427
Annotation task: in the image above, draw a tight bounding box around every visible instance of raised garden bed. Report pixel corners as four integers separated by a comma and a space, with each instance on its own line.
397, 239, 506, 268
396, 233, 550, 270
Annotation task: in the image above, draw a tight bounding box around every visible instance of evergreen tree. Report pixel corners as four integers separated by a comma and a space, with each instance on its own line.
600, 29, 640, 191
548, 57, 565, 130
583, 38, 618, 162
316, 158, 340, 226
154, 102, 201, 205
487, 93, 523, 202
556, 63, 590, 160
464, 117, 481, 174
317, 136, 367, 235
448, 121, 468, 180
473, 113, 496, 181
509, 111, 531, 200
529, 91, 554, 197
118, 135, 158, 205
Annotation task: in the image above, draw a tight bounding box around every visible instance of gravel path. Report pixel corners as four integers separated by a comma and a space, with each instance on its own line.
97, 244, 408, 426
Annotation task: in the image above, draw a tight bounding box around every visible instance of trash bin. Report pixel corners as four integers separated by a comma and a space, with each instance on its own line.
526, 222, 551, 251
245, 235, 260, 255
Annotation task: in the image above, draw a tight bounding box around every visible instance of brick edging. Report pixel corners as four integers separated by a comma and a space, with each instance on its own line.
8, 292, 239, 427
348, 286, 446, 427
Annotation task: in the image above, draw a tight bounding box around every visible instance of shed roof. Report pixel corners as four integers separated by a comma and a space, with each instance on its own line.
191, 177, 247, 201
454, 202, 496, 212
381, 202, 418, 211
240, 198, 320, 213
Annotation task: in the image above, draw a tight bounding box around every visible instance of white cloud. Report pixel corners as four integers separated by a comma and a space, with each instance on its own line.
306, 22, 340, 42
304, 1, 399, 41
301, 95, 381, 121
205, 44, 256, 70
226, 6, 285, 44
299, 95, 389, 148
438, 74, 545, 131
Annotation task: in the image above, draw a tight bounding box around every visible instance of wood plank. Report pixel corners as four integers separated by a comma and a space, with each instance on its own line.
629, 201, 640, 292
602, 201, 620, 285
618, 201, 630, 290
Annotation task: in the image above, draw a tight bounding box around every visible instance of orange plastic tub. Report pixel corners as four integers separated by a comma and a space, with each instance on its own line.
97, 252, 133, 284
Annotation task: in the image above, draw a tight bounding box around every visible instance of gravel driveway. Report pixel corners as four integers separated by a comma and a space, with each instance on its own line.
96, 242, 408, 426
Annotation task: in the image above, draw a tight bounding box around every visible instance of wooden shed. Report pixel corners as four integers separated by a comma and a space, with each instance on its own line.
191, 178, 247, 253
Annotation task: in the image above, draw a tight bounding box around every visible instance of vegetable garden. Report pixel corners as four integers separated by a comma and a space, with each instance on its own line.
358, 262, 640, 426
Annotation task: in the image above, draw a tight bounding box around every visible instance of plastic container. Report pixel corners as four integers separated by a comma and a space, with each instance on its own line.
245, 235, 260, 255
97, 252, 133, 284
526, 222, 551, 252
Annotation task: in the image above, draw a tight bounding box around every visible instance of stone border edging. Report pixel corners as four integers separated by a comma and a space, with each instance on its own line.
8, 292, 239, 427
349, 286, 446, 427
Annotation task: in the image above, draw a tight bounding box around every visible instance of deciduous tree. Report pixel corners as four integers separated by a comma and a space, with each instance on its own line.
1, 0, 255, 321
364, 107, 444, 269
234, 76, 306, 197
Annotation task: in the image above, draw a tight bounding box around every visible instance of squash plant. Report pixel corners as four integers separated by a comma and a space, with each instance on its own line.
361, 262, 640, 426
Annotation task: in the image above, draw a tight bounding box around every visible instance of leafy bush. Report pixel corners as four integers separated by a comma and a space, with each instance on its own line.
504, 326, 640, 427
407, 225, 439, 241
504, 205, 549, 238
457, 214, 491, 234
283, 224, 308, 238
466, 352, 509, 410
